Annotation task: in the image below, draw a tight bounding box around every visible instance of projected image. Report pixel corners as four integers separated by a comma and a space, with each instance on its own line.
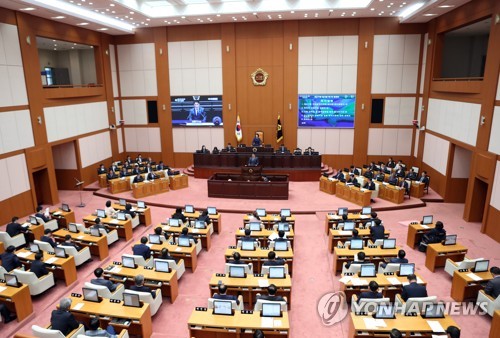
298, 94, 356, 128
171, 95, 223, 127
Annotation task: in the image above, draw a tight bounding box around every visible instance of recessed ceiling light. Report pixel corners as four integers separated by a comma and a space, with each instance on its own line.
216, 14, 221, 17
181, 16, 186, 19
51, 16, 65, 19
329, 9, 333, 12
146, 18, 150, 21
438, 5, 455, 8
252, 12, 257, 15
290, 11, 294, 14
97, 28, 108, 31
20, 7, 36, 11
54, 48, 57, 50
77, 3, 81, 6
130, 12, 134, 14
77, 22, 89, 26
110, 3, 115, 6
370, 8, 375, 11
423, 13, 437, 16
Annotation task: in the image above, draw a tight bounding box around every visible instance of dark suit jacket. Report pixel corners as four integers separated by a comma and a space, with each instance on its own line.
263, 258, 286, 266
92, 224, 108, 233
358, 291, 383, 302
146, 172, 158, 180
388, 177, 398, 185
172, 212, 187, 223
364, 171, 373, 179
401, 282, 428, 301
30, 260, 49, 278
396, 169, 405, 178
345, 260, 365, 269
387, 160, 395, 168
370, 225, 385, 241
91, 278, 117, 292
107, 172, 117, 180
335, 172, 345, 180
198, 215, 212, 225
133, 175, 144, 183
120, 170, 129, 177
406, 172, 417, 180
485, 276, 500, 298
418, 176, 429, 185
35, 213, 50, 223
364, 181, 375, 190
1, 252, 22, 271
248, 157, 259, 166
60, 241, 82, 252
6, 222, 25, 237
130, 285, 155, 298
124, 209, 137, 218
159, 255, 178, 263
132, 244, 151, 260
389, 258, 409, 264
213, 293, 239, 304
258, 295, 285, 302
41, 236, 57, 248
97, 167, 107, 174
50, 309, 80, 336
252, 137, 262, 146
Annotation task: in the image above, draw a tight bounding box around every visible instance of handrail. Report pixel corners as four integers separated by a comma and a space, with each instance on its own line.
43, 83, 103, 88
432, 77, 483, 82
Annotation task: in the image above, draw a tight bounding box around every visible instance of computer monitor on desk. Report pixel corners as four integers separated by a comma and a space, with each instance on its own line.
178, 237, 191, 247
117, 212, 126, 221
123, 292, 141, 308
137, 201, 146, 208
338, 208, 348, 216
119, 199, 126, 206
228, 265, 246, 278
29, 216, 37, 225
350, 239, 364, 250
68, 223, 78, 233
268, 266, 286, 279
360, 264, 376, 277
382, 239, 396, 249
55, 247, 66, 258
169, 218, 181, 227
5, 274, 20, 287
90, 228, 101, 237
261, 303, 282, 317
373, 304, 395, 319
422, 215, 433, 225
277, 222, 290, 232
256, 208, 266, 217
422, 303, 445, 318
474, 260, 489, 273
241, 241, 256, 251
184, 205, 194, 213
30, 243, 40, 253
207, 207, 217, 215
122, 256, 136, 269
362, 206, 372, 215
343, 222, 355, 231
443, 235, 457, 246
149, 234, 161, 244
213, 300, 233, 316
154, 260, 170, 273
249, 222, 261, 231
280, 209, 291, 217
83, 287, 100, 302
62, 203, 70, 212
398, 263, 415, 277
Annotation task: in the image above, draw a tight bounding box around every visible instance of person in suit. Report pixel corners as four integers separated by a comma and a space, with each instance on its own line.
263, 251, 285, 266
92, 218, 108, 234
389, 329, 403, 338
368, 162, 377, 171
146, 171, 158, 180
197, 210, 212, 226
212, 146, 220, 154
252, 133, 262, 147
1, 245, 23, 271
370, 219, 385, 241
333, 169, 345, 180
172, 207, 187, 224
30, 252, 49, 278
133, 237, 151, 260
375, 171, 385, 182
106, 169, 117, 181
6, 216, 26, 238
199, 145, 210, 153
363, 168, 374, 180
85, 317, 116, 338
345, 251, 366, 269
348, 229, 361, 242
248, 211, 261, 223
124, 155, 133, 167
484, 266, 500, 298
119, 167, 129, 178
129, 274, 156, 298
423, 221, 446, 244
254, 330, 265, 338
381, 249, 409, 269
213, 283, 239, 304
35, 206, 51, 222
401, 274, 428, 301
97, 164, 107, 175
135, 154, 143, 164
247, 153, 259, 166
180, 227, 198, 244
227, 252, 246, 265
226, 142, 235, 152
405, 169, 417, 181
124, 203, 137, 219
159, 248, 178, 263
50, 298, 80, 336
363, 177, 375, 190
91, 267, 118, 292
349, 165, 360, 176
379, 163, 387, 173
388, 172, 398, 185
395, 166, 405, 178
274, 230, 287, 242
0, 303, 16, 323
60, 234, 82, 251
156, 161, 165, 170
131, 164, 142, 176
358, 281, 383, 302
144, 163, 153, 174
387, 157, 396, 168
240, 228, 257, 247
418, 171, 430, 185
256, 284, 285, 302
187, 101, 206, 122
110, 162, 119, 173
446, 326, 461, 338
41, 229, 57, 249
277, 145, 287, 153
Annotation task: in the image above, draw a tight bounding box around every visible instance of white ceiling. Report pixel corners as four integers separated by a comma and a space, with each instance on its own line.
36, 36, 94, 50
0, 0, 473, 35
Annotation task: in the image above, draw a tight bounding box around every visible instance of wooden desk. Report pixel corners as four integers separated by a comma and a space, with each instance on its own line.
320, 176, 338, 194
425, 243, 468, 272
83, 215, 133, 241
340, 273, 426, 302
336, 183, 372, 206
324, 213, 373, 235
411, 181, 425, 198
112, 203, 152, 226
235, 228, 295, 249
108, 178, 130, 194
328, 229, 390, 253
188, 309, 290, 338
184, 211, 222, 234
377, 183, 405, 204
98, 173, 108, 188
0, 282, 33, 321
16, 249, 77, 286
333, 247, 401, 274
68, 296, 152, 337
169, 174, 189, 190
490, 310, 500, 338
162, 224, 212, 251
450, 270, 493, 301
24, 223, 45, 243
53, 229, 109, 261
51, 209, 76, 228
406, 222, 435, 248
349, 313, 458, 338
208, 273, 292, 308
132, 179, 169, 199
103, 263, 178, 303
224, 247, 294, 276
243, 214, 296, 230
0, 241, 4, 254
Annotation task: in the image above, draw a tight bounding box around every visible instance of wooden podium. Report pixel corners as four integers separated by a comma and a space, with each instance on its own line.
241, 165, 262, 181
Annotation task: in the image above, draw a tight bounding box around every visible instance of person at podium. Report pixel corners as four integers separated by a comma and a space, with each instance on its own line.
247, 153, 259, 167
252, 133, 262, 146
187, 101, 206, 122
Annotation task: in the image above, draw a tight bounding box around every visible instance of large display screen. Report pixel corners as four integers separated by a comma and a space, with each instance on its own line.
298, 94, 356, 128
171, 95, 223, 127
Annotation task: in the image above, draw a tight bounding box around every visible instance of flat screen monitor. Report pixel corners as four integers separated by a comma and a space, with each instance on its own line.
298, 94, 356, 128
195, 220, 206, 229
228, 265, 246, 278
123, 292, 141, 307
359, 264, 377, 277
249, 222, 261, 231
184, 205, 194, 213
382, 239, 396, 249
149, 234, 161, 244
374, 304, 395, 319
30, 216, 38, 225
422, 303, 445, 318
5, 274, 19, 287
343, 222, 355, 231
154, 260, 170, 273
256, 208, 266, 217
122, 256, 136, 269
119, 199, 126, 206
361, 206, 372, 215
90, 228, 101, 237
269, 266, 286, 279
241, 240, 255, 251
61, 203, 70, 212
422, 215, 433, 225
171, 95, 223, 127
280, 209, 291, 217
444, 235, 457, 246
117, 212, 127, 221
96, 209, 106, 218
29, 243, 40, 253
474, 260, 489, 273
398, 263, 415, 277
68, 223, 78, 233
137, 201, 146, 208
261, 303, 282, 317
178, 237, 191, 247
169, 218, 181, 226
350, 239, 364, 250
338, 208, 348, 216
55, 247, 66, 258
213, 300, 233, 315
274, 241, 288, 251
82, 287, 100, 302
207, 207, 217, 215
277, 222, 289, 232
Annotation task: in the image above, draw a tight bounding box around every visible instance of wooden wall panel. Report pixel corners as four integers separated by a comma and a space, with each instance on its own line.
173, 153, 193, 168
282, 21, 299, 149
321, 155, 354, 171
55, 169, 79, 190
0, 8, 17, 25
221, 23, 237, 145
446, 178, 468, 203
0, 190, 33, 225
166, 24, 221, 42
484, 205, 500, 242
298, 19, 359, 36
420, 162, 447, 197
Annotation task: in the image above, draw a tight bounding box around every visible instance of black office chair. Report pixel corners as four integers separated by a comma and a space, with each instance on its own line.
424, 176, 430, 194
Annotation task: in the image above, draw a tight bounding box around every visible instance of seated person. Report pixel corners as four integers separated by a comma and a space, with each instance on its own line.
85, 317, 117, 338
212, 146, 220, 154
421, 221, 446, 245
247, 153, 259, 167
92, 218, 109, 233
241, 228, 255, 242
390, 329, 403, 338
144, 163, 153, 174
248, 211, 261, 223
159, 247, 178, 263
60, 234, 82, 251
273, 230, 287, 242
348, 229, 361, 242
405, 169, 417, 180
153, 226, 165, 242
263, 251, 285, 266
401, 274, 428, 301
129, 274, 155, 298
368, 162, 377, 171
276, 145, 287, 153
91, 267, 118, 292
395, 166, 405, 178
156, 161, 166, 170
484, 266, 500, 298
35, 205, 51, 222
375, 171, 385, 182
41, 229, 57, 249
363, 169, 374, 180
446, 326, 461, 338
110, 163, 119, 173
387, 157, 396, 168
370, 219, 385, 241
388, 172, 398, 185
200, 145, 210, 154
197, 210, 212, 226
418, 171, 429, 185
0, 303, 16, 323
132, 237, 151, 260
119, 167, 129, 178
50, 298, 80, 336
256, 284, 285, 302
133, 173, 144, 183
358, 281, 383, 302
252, 133, 262, 147
30, 252, 49, 278
225, 142, 236, 152
124, 155, 133, 167
6, 216, 27, 238
106, 169, 117, 180
124, 203, 137, 218
136, 154, 144, 164
131, 164, 142, 175
345, 251, 366, 269
180, 227, 198, 244
381, 249, 408, 268
363, 177, 375, 190
349, 165, 360, 176
213, 283, 239, 304
172, 207, 187, 223
97, 164, 107, 175
105, 200, 117, 217
146, 171, 159, 180
227, 252, 246, 265
273, 216, 291, 231
333, 169, 345, 180
400, 179, 410, 194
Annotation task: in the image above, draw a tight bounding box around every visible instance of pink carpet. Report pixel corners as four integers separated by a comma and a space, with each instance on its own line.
1, 180, 498, 337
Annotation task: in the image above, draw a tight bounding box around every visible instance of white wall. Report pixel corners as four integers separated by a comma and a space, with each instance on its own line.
117, 128, 124, 154
122, 99, 148, 125
489, 107, 500, 154
44, 101, 109, 143
384, 97, 416, 125
78, 131, 112, 168
0, 23, 28, 107
52, 142, 77, 170
420, 33, 428, 94
372, 34, 421, 94
451, 146, 472, 179
491, 161, 500, 210
414, 97, 423, 158
114, 100, 121, 125
496, 74, 500, 101
168, 40, 223, 95
172, 128, 224, 153
110, 45, 119, 98
367, 128, 412, 156
117, 43, 157, 97
124, 127, 162, 152
0, 109, 34, 155
297, 129, 354, 155
427, 98, 481, 146
0, 153, 30, 202
423, 133, 449, 175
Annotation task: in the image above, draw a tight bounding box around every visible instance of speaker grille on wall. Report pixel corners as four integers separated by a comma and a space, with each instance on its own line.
371, 99, 384, 124
147, 100, 158, 123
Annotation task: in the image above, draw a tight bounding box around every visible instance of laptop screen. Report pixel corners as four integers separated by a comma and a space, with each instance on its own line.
399, 263, 415, 276
90, 228, 101, 237
213, 300, 233, 315
122, 256, 136, 268
117, 212, 127, 221
55, 247, 66, 258
241, 241, 255, 251
423, 303, 445, 318
361, 206, 372, 215
169, 218, 180, 226
280, 209, 291, 217
29, 243, 40, 253
256, 209, 266, 217
5, 274, 18, 287
274, 241, 288, 251
383, 239, 396, 249
137, 201, 146, 208
68, 223, 78, 233
444, 235, 457, 246
277, 223, 289, 232
350, 239, 364, 250
261, 303, 282, 317
149, 234, 161, 244
178, 237, 191, 247
62, 203, 70, 212
422, 215, 433, 225
184, 205, 194, 213
474, 260, 489, 273
96, 209, 106, 218
83, 287, 99, 302
119, 199, 126, 206
359, 264, 376, 277
30, 216, 38, 225
123, 293, 141, 307
374, 304, 395, 319
229, 265, 246, 278
155, 260, 170, 273
249, 222, 261, 231
343, 222, 355, 231
338, 208, 348, 216
207, 207, 217, 215
269, 266, 285, 278
195, 221, 206, 229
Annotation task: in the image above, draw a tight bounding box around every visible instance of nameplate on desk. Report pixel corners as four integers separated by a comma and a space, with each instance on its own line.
0, 286, 6, 292
241, 310, 253, 314
72, 303, 85, 310
383, 272, 395, 276
228, 246, 237, 249
458, 269, 468, 272
113, 261, 122, 265
405, 312, 418, 316
344, 272, 355, 276
71, 293, 82, 297
16, 251, 31, 258
110, 299, 121, 303
195, 307, 207, 311
144, 266, 153, 270
215, 273, 226, 277
254, 273, 264, 277
261, 247, 269, 250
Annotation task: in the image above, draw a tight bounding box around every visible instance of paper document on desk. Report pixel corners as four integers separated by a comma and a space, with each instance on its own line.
432, 335, 447, 338
261, 318, 274, 328
191, 229, 199, 233
339, 276, 352, 284
0, 286, 6, 292
146, 244, 153, 248
338, 231, 352, 235
274, 320, 282, 327
175, 247, 182, 252
110, 219, 119, 224
387, 277, 401, 285
351, 278, 368, 286
16, 251, 31, 258
111, 266, 121, 273
268, 232, 279, 241
72, 303, 85, 311
420, 224, 430, 229
427, 320, 445, 332
417, 277, 424, 284
137, 208, 145, 212
363, 318, 386, 328
258, 279, 269, 287
163, 226, 170, 230
466, 273, 482, 281
45, 257, 58, 264
360, 215, 369, 219
22, 222, 30, 228
77, 235, 85, 239
53, 211, 61, 216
